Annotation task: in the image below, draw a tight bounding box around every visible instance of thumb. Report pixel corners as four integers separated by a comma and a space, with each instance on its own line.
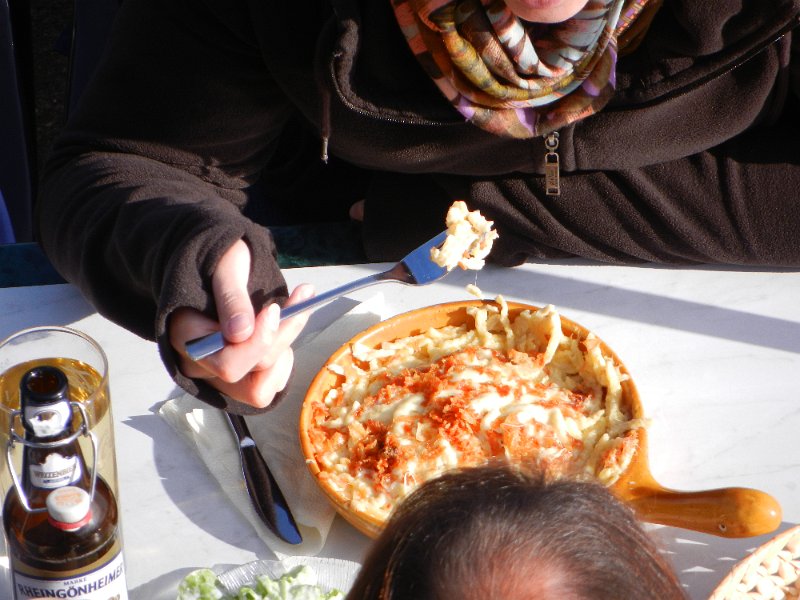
212, 239, 256, 343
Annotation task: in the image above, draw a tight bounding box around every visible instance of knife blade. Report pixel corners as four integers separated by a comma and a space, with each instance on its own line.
224, 411, 303, 544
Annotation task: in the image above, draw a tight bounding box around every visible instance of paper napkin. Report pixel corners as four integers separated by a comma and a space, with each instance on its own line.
158, 294, 387, 557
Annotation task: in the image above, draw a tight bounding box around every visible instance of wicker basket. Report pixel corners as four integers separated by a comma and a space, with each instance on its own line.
709, 525, 800, 600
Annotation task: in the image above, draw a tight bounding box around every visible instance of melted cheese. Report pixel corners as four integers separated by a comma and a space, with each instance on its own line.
306, 301, 644, 524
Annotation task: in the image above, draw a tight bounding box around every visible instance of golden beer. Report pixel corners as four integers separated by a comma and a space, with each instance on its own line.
0, 327, 119, 502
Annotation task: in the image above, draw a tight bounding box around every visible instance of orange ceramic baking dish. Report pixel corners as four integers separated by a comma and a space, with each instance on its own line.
299, 300, 781, 539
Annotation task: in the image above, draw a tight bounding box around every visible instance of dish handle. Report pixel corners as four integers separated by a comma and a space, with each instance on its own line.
623, 481, 782, 538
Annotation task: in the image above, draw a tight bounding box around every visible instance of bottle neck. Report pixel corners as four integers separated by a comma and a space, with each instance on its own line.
11, 366, 94, 511
20, 365, 74, 440
20, 437, 91, 506
22, 401, 74, 441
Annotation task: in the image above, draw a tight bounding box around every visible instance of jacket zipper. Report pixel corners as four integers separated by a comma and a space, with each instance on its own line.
543, 132, 561, 197
540, 13, 799, 194
321, 8, 800, 163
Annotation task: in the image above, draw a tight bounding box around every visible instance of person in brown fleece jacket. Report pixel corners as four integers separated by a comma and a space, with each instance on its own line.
36, 0, 800, 413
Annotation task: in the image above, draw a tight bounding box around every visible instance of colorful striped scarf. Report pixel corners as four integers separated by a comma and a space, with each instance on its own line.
391, 0, 652, 138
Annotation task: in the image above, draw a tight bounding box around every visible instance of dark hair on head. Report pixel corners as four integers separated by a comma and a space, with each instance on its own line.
346, 461, 686, 600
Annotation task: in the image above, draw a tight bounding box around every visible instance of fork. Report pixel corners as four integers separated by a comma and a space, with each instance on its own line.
184, 230, 449, 361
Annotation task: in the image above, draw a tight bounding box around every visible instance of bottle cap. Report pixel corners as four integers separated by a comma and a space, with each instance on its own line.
46, 486, 92, 531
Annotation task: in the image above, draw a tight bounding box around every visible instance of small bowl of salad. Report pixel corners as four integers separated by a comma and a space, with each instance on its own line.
177, 556, 360, 600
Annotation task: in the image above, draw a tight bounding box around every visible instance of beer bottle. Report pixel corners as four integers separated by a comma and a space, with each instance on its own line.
2, 365, 128, 600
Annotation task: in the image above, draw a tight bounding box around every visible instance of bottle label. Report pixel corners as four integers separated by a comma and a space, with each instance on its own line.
11, 549, 127, 600
29, 452, 82, 489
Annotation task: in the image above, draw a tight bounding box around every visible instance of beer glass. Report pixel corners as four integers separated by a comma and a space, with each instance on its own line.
0, 326, 118, 499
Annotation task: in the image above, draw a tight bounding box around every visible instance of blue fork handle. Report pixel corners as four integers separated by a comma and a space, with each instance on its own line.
185, 270, 389, 361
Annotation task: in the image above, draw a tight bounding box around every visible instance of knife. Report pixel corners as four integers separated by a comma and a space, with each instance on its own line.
224, 411, 303, 544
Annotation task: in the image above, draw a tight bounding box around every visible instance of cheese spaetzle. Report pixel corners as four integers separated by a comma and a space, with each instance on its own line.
304, 299, 645, 524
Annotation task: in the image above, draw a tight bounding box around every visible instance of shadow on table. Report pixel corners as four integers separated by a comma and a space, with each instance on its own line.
652, 521, 798, 598
472, 263, 800, 353
122, 393, 282, 554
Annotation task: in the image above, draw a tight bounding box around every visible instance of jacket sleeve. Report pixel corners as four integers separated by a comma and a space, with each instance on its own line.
362, 96, 800, 267
37, 0, 292, 410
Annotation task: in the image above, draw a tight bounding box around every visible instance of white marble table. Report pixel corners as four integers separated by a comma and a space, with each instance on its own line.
1, 261, 799, 599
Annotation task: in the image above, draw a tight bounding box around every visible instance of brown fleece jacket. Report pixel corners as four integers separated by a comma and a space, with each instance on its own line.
37, 0, 800, 411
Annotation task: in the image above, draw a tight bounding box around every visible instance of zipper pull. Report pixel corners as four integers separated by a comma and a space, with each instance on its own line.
544, 132, 560, 197
320, 135, 329, 164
